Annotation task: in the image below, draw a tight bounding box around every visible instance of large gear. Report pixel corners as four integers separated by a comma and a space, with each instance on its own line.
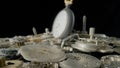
60, 53, 101, 68
19, 42, 66, 63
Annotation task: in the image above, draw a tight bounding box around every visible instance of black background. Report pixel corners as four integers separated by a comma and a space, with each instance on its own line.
0, 0, 120, 38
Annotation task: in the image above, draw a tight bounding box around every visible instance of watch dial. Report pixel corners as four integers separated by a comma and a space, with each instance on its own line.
52, 8, 74, 39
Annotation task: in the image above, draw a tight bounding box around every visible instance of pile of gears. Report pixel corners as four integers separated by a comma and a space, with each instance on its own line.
0, 0, 120, 68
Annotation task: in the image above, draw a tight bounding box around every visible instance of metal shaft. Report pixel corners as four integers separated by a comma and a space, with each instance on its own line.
82, 15, 87, 34
32, 27, 37, 35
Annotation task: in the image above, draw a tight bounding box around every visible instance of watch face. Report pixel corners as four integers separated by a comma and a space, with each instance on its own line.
52, 8, 74, 39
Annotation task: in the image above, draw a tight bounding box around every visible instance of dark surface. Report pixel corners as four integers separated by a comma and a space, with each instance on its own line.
0, 0, 120, 37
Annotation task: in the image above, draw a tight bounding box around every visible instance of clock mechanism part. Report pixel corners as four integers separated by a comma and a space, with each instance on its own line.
59, 53, 101, 68
81, 15, 88, 34
0, 0, 120, 68
21, 62, 58, 68
100, 55, 120, 68
52, 0, 74, 39
0, 48, 18, 59
71, 40, 98, 52
18, 42, 66, 63
0, 58, 23, 68
97, 44, 114, 53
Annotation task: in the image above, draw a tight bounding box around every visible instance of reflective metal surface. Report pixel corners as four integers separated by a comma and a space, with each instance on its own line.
101, 55, 120, 68
71, 41, 98, 52
60, 53, 101, 68
52, 7, 74, 39
97, 45, 114, 53
19, 42, 66, 63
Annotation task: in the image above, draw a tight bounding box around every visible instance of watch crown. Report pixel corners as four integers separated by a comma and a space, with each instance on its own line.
64, 0, 73, 6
